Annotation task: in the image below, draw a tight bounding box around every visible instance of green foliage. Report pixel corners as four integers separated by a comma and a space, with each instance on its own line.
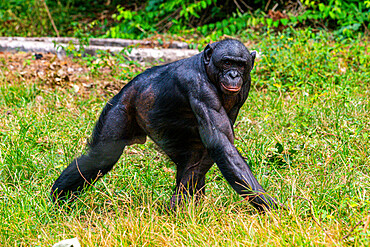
300, 0, 370, 37
1, 0, 369, 39
0, 0, 81, 36
0, 0, 111, 37
0, 0, 49, 36
105, 0, 216, 39
103, 0, 369, 41
252, 28, 370, 92
196, 11, 254, 39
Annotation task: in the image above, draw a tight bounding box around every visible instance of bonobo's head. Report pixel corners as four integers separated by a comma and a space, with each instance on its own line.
203, 39, 256, 95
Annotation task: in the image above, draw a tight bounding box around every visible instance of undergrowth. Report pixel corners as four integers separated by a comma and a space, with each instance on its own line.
1, 1, 369, 40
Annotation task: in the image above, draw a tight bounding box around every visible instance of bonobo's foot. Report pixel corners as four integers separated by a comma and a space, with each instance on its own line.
170, 190, 205, 210
50, 188, 77, 204
50, 181, 85, 204
170, 194, 183, 210
50, 186, 62, 203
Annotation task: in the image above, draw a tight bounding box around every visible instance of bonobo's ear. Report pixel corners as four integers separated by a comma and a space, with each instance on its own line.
250, 51, 256, 70
204, 44, 214, 65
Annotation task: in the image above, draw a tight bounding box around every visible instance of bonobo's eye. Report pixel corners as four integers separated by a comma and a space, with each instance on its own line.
237, 62, 245, 69
223, 60, 231, 68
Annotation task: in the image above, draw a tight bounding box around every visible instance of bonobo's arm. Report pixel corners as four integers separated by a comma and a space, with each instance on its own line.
189, 88, 278, 211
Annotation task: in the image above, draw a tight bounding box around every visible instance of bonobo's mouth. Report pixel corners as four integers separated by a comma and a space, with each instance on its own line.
221, 83, 241, 93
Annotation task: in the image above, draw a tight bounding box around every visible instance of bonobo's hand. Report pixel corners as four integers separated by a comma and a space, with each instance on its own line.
248, 194, 287, 212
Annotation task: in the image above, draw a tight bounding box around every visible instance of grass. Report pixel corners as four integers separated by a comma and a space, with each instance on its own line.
0, 30, 369, 246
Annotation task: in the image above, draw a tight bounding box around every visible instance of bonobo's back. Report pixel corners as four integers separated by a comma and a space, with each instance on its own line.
130, 52, 204, 93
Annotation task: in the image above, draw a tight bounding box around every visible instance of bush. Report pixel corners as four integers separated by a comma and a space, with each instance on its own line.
0, 0, 368, 39
104, 0, 369, 40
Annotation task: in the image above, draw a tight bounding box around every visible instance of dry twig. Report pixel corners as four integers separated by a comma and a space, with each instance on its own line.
233, 0, 245, 13
342, 220, 363, 241
75, 160, 126, 203
239, 0, 253, 10
42, 0, 60, 37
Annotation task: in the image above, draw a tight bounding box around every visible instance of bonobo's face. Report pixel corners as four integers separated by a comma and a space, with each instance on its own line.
204, 39, 256, 95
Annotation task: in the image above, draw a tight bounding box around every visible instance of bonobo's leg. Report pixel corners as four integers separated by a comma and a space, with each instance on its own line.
51, 96, 145, 201
169, 150, 214, 208
51, 140, 126, 201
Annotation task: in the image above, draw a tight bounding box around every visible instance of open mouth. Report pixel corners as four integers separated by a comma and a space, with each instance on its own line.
221, 83, 241, 93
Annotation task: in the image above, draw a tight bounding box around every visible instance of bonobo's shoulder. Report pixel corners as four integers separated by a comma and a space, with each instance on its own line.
133, 53, 204, 88
171, 53, 208, 84
147, 53, 202, 73
162, 52, 203, 79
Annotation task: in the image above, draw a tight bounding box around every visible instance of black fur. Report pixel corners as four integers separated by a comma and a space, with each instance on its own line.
51, 39, 280, 212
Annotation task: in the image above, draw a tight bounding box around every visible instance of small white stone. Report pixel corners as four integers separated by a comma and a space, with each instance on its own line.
52, 237, 81, 247
72, 84, 80, 93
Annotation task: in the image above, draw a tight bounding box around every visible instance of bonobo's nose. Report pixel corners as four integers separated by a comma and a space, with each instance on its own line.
229, 70, 238, 79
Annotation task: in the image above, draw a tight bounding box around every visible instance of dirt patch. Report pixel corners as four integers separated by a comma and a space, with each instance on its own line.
0, 52, 147, 97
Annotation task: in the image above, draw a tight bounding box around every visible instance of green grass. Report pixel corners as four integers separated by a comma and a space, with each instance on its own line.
0, 31, 369, 246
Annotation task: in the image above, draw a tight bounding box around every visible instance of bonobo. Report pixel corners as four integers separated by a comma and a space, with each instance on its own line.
51, 39, 279, 211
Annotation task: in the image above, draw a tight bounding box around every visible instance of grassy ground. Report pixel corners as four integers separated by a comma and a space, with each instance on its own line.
0, 31, 369, 246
